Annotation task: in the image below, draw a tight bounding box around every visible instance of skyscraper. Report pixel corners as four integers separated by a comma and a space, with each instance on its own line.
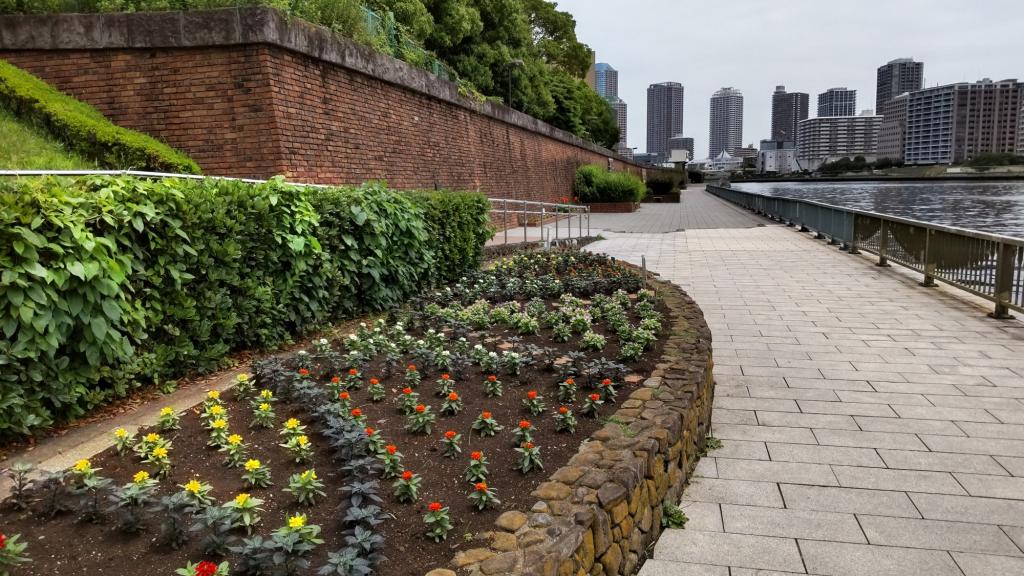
876, 58, 924, 111
797, 112, 883, 170
646, 82, 685, 158
771, 85, 809, 142
817, 87, 857, 117
593, 63, 618, 100
611, 98, 628, 155
709, 87, 744, 157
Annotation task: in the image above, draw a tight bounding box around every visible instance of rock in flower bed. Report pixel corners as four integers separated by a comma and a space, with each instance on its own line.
1, 251, 669, 576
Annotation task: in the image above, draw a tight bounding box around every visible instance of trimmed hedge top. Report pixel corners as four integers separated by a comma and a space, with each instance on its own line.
573, 164, 646, 203
0, 59, 200, 173
0, 175, 491, 437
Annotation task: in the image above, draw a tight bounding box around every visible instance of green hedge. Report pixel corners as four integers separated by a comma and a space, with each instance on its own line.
0, 59, 200, 173
573, 164, 646, 203
0, 175, 491, 437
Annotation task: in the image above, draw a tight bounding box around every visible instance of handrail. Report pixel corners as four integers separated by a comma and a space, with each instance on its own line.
486, 198, 590, 245
707, 184, 1024, 318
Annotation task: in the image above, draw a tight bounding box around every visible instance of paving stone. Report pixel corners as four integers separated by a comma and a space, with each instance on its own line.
952, 552, 1024, 576
712, 423, 817, 445
716, 458, 838, 486
786, 377, 874, 391
953, 473, 1024, 500
715, 397, 800, 413
800, 539, 964, 576
956, 421, 1024, 440
853, 416, 965, 436
780, 484, 921, 518
910, 492, 1024, 526
693, 457, 717, 478
715, 385, 751, 397
757, 411, 859, 430
798, 400, 897, 417
747, 387, 839, 401
989, 409, 1024, 424
768, 443, 885, 467
636, 560, 729, 576
836, 390, 931, 405
708, 439, 769, 461
681, 478, 783, 508
721, 504, 865, 542
832, 465, 966, 495
995, 456, 1024, 476
653, 530, 804, 573
712, 409, 758, 425
858, 515, 1022, 556
920, 435, 1024, 457
869, 381, 963, 395
892, 405, 998, 422
1003, 525, 1024, 550
813, 429, 928, 450
877, 449, 1008, 475
927, 394, 1022, 409
678, 501, 723, 532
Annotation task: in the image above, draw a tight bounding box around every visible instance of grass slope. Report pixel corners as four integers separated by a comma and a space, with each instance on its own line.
0, 105, 94, 169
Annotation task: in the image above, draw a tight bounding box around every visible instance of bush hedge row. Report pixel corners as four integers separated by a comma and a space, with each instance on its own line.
0, 59, 200, 173
0, 175, 491, 437
573, 164, 646, 203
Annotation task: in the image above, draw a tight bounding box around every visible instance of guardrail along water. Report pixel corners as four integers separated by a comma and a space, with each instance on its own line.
708, 184, 1024, 318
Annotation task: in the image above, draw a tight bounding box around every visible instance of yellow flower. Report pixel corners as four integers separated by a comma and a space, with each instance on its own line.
207, 390, 221, 400
73, 459, 90, 473
210, 405, 225, 416
296, 435, 309, 446
244, 459, 261, 471
300, 470, 317, 481
114, 427, 128, 438
211, 419, 227, 430
288, 514, 306, 529
160, 407, 174, 416
284, 418, 300, 430
237, 374, 249, 382
235, 493, 250, 506
258, 403, 271, 411
145, 433, 160, 443
151, 446, 168, 459
185, 479, 202, 494
260, 390, 273, 399
227, 434, 243, 445
133, 470, 150, 483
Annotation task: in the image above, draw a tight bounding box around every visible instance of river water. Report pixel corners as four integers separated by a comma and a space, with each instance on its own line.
732, 180, 1024, 239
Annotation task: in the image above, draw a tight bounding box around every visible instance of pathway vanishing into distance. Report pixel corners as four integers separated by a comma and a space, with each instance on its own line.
588, 186, 1024, 576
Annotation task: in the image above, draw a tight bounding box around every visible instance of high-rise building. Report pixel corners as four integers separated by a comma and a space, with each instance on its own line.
771, 86, 809, 142
593, 63, 619, 100
905, 78, 1024, 165
585, 51, 596, 91
668, 136, 694, 159
709, 87, 744, 157
878, 93, 909, 161
758, 140, 800, 175
646, 82, 685, 158
876, 58, 923, 112
1018, 102, 1024, 156
796, 111, 882, 170
611, 98, 628, 155
817, 87, 857, 117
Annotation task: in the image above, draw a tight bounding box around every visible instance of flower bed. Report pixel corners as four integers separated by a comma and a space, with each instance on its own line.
1, 251, 680, 576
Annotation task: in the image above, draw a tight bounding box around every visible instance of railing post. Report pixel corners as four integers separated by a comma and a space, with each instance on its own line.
578, 209, 582, 238
991, 242, 1016, 319
848, 213, 861, 254
554, 209, 559, 241
541, 205, 546, 246
587, 207, 591, 237
523, 201, 528, 244
503, 199, 508, 245
921, 229, 937, 287
877, 219, 890, 267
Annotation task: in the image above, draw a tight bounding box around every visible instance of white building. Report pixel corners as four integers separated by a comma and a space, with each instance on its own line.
796, 111, 882, 171
757, 140, 800, 174
692, 150, 743, 174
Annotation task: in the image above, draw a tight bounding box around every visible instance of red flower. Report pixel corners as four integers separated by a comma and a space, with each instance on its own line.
386, 444, 397, 455
444, 430, 456, 439
487, 375, 497, 382
403, 387, 413, 395
527, 390, 538, 400
448, 392, 459, 401
408, 364, 417, 371
474, 482, 488, 491
339, 391, 350, 400
589, 393, 600, 401
481, 411, 492, 419
402, 470, 414, 481
429, 502, 442, 512
565, 378, 574, 386
365, 427, 375, 436
602, 378, 612, 386
331, 376, 340, 384
518, 420, 531, 429
470, 451, 482, 460
441, 374, 450, 380
415, 404, 426, 413
370, 378, 379, 385
351, 408, 362, 418
524, 442, 534, 450
298, 368, 309, 377
558, 406, 569, 415
349, 368, 358, 376
0, 533, 5, 549
195, 562, 218, 576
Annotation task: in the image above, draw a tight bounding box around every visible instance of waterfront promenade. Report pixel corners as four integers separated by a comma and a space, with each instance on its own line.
587, 186, 1024, 576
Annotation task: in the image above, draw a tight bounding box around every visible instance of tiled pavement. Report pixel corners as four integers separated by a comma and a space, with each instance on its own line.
588, 188, 1024, 576
587, 184, 765, 233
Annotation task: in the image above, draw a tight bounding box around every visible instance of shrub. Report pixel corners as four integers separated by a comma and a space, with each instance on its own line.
0, 175, 490, 438
0, 60, 199, 173
646, 171, 685, 196
573, 165, 646, 203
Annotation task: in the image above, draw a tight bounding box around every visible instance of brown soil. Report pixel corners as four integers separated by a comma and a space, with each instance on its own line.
1, 300, 667, 576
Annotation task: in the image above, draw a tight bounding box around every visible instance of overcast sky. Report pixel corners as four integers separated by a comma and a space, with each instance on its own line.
558, 0, 1024, 159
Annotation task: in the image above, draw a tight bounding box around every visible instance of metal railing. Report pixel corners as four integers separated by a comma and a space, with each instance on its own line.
488, 198, 591, 246
707, 184, 1024, 318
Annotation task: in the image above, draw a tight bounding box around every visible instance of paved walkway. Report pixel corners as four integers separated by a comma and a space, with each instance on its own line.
588, 184, 765, 233
588, 188, 1024, 576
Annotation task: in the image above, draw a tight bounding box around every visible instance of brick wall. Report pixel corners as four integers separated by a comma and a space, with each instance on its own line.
0, 8, 666, 203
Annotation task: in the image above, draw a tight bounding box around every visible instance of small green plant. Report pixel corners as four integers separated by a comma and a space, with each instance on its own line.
513, 420, 535, 446
280, 418, 307, 441
515, 442, 544, 474
464, 451, 489, 483
471, 411, 502, 437
405, 404, 437, 434
234, 373, 255, 398
599, 378, 618, 403
581, 331, 607, 351
399, 387, 420, 415
404, 364, 421, 388
435, 374, 455, 396
180, 478, 215, 509
280, 435, 314, 464
468, 482, 500, 510
224, 493, 264, 534
424, 502, 452, 542
221, 434, 248, 468
661, 502, 689, 529
113, 427, 133, 455
380, 444, 403, 479
176, 560, 230, 576
284, 470, 326, 506
392, 470, 422, 503
157, 406, 181, 431
522, 390, 546, 416
0, 532, 31, 572
207, 418, 230, 448
581, 393, 604, 418
440, 392, 463, 416
3, 462, 34, 510
699, 435, 723, 457
441, 430, 462, 457
367, 377, 386, 401
251, 402, 275, 428
242, 459, 272, 489
555, 405, 577, 433
483, 375, 503, 397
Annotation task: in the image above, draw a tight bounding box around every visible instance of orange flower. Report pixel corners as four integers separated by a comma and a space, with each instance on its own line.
408, 364, 417, 371
558, 406, 569, 415
602, 378, 612, 386
365, 427, 375, 436
331, 376, 340, 384
470, 451, 482, 460
339, 391, 350, 400
444, 430, 456, 439
565, 378, 574, 385
429, 502, 442, 512
487, 375, 497, 382
386, 444, 397, 455
349, 368, 358, 376
403, 387, 413, 395
370, 378, 379, 385
481, 411, 492, 419
351, 408, 362, 418
448, 392, 459, 401
527, 390, 538, 400
441, 374, 450, 380
474, 482, 488, 491
589, 393, 600, 401
299, 368, 310, 377
524, 442, 534, 450
518, 420, 531, 429
415, 404, 426, 413
402, 470, 414, 481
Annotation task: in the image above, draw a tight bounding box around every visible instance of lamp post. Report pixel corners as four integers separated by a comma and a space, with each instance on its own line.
507, 58, 524, 109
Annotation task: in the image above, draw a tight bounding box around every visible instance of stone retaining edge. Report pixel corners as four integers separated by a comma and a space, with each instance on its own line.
433, 274, 715, 576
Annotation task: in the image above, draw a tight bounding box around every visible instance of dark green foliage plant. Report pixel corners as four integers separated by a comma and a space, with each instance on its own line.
0, 175, 490, 438
0, 60, 199, 172
573, 165, 646, 203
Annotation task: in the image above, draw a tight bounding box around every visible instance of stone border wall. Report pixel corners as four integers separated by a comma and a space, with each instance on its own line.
436, 275, 714, 576
586, 202, 641, 214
